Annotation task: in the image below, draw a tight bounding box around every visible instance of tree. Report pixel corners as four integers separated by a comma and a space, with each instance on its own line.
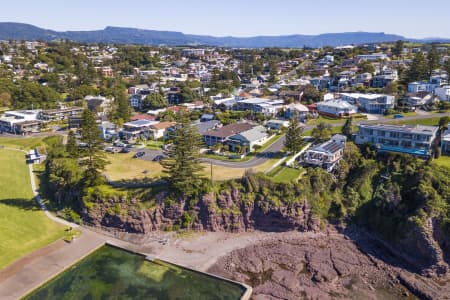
143, 93, 168, 109
438, 116, 450, 132
160, 113, 204, 197
284, 118, 304, 153
358, 60, 375, 74
406, 52, 428, 82
79, 109, 107, 186
427, 44, 440, 75
444, 59, 450, 78
392, 40, 404, 57
66, 130, 79, 158
341, 117, 353, 138
114, 89, 131, 124
312, 122, 332, 142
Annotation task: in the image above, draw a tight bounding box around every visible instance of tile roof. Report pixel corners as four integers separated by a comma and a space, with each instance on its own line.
204, 123, 255, 138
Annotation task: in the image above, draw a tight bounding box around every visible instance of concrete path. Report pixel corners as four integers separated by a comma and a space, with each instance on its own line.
0, 231, 105, 300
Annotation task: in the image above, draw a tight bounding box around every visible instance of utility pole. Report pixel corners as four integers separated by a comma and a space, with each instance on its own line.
210, 160, 213, 184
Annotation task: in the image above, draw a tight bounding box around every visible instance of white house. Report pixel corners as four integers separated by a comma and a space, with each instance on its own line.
302, 134, 347, 172
435, 86, 450, 101
407, 82, 437, 94
316, 100, 357, 117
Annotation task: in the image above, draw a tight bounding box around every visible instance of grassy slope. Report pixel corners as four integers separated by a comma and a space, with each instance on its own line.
0, 149, 65, 269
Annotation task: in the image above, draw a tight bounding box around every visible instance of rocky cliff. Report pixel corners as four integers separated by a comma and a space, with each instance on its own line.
82, 188, 321, 234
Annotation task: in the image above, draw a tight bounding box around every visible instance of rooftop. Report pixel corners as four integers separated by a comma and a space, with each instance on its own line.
204, 122, 255, 138
358, 124, 438, 135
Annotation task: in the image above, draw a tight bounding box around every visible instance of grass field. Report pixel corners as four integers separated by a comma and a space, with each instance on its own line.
267, 166, 304, 183
104, 153, 164, 181
104, 153, 279, 182
385, 117, 441, 126
0, 149, 65, 269
0, 135, 61, 150
433, 156, 450, 168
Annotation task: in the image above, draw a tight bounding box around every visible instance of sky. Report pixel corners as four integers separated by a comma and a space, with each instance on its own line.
1, 0, 449, 38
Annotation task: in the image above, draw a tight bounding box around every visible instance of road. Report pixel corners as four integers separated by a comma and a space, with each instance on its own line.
202, 135, 286, 169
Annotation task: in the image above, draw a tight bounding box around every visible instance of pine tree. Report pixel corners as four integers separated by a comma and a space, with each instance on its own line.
160, 112, 204, 197
444, 59, 450, 78
406, 52, 428, 82
66, 130, 79, 158
284, 118, 303, 153
341, 117, 353, 138
392, 40, 404, 57
427, 44, 440, 75
79, 109, 107, 186
114, 88, 131, 124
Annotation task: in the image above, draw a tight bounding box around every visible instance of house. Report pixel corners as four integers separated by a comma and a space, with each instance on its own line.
354, 124, 438, 157
407, 82, 438, 94
404, 94, 433, 108
149, 122, 176, 139
441, 124, 450, 155
284, 103, 310, 121
97, 121, 118, 140
339, 93, 395, 114
266, 119, 289, 130
41, 107, 84, 121
203, 123, 255, 147
85, 95, 112, 117
357, 53, 388, 61
235, 98, 284, 116
121, 120, 159, 141
435, 86, 450, 101
278, 90, 303, 101
302, 134, 347, 172
0, 110, 42, 134
193, 120, 221, 134
316, 100, 358, 117
128, 94, 144, 109
227, 125, 269, 151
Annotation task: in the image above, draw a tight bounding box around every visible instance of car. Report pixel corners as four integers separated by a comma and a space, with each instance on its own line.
120, 147, 130, 153
393, 114, 404, 119
104, 146, 116, 153
152, 155, 165, 162
133, 151, 145, 158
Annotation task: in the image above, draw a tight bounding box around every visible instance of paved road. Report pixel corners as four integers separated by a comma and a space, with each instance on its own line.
201, 135, 286, 169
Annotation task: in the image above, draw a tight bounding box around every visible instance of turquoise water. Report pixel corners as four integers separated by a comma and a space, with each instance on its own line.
24, 245, 244, 300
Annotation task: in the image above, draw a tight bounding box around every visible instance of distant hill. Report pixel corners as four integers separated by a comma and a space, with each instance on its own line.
0, 22, 448, 48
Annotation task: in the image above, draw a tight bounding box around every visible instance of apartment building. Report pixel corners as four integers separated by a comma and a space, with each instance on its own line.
354, 124, 438, 157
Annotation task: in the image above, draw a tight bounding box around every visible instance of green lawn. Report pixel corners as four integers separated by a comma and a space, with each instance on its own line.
267, 166, 304, 183
433, 156, 450, 168
0, 149, 65, 269
145, 140, 165, 150
386, 117, 441, 126
0, 135, 62, 150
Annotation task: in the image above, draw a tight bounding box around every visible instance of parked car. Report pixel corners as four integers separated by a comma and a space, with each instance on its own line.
120, 147, 130, 153
104, 146, 116, 153
133, 151, 145, 158
393, 114, 404, 119
152, 155, 165, 162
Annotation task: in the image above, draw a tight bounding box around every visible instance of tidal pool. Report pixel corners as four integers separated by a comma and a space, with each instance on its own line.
24, 245, 245, 300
